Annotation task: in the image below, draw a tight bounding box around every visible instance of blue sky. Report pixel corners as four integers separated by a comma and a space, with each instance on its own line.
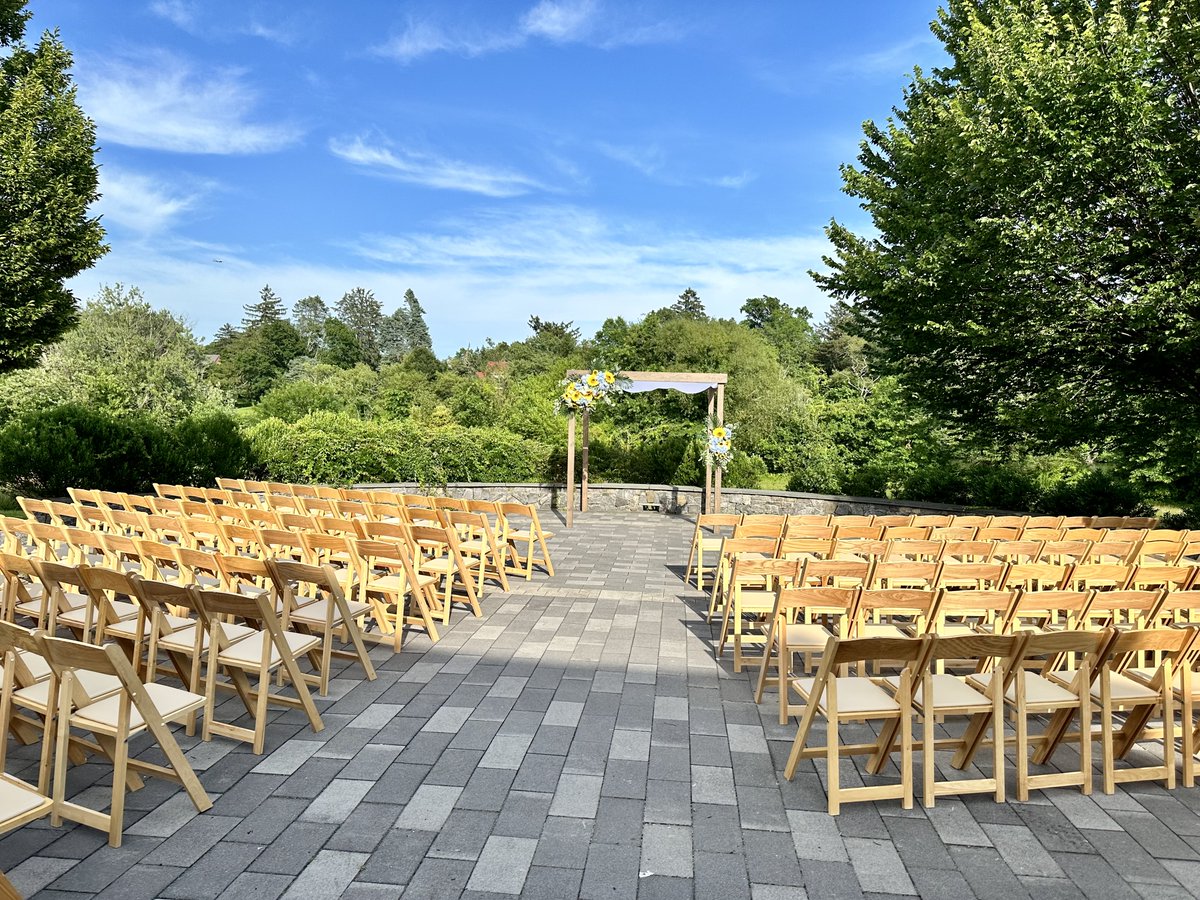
28, 0, 948, 355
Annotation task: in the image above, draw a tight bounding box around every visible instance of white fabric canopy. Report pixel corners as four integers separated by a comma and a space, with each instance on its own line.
624, 380, 718, 394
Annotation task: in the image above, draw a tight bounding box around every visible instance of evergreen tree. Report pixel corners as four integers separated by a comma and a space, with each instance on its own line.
209, 323, 240, 353
401, 289, 432, 352
335, 286, 383, 367
670, 287, 706, 319
0, 1, 106, 372
291, 294, 329, 354
242, 284, 287, 329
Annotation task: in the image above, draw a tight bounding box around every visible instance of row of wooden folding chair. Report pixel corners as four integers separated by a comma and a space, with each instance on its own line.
1, 550, 378, 697
751, 575, 1195, 721
4, 514, 498, 653
127, 484, 556, 583
778, 626, 1195, 814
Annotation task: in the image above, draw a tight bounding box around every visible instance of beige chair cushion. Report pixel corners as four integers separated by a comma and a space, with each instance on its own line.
1125, 665, 1200, 699
160, 620, 257, 653
58, 600, 139, 629
792, 675, 900, 715
289, 596, 370, 628
421, 557, 479, 575
968, 670, 1078, 705
0, 775, 50, 823
217, 629, 321, 668
783, 622, 833, 651
885, 673, 991, 712
17, 649, 51, 682
14, 669, 122, 711
1091, 671, 1163, 704
72, 682, 204, 734
858, 622, 910, 640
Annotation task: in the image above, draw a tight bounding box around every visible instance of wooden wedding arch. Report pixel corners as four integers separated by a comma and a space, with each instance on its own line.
563, 371, 728, 527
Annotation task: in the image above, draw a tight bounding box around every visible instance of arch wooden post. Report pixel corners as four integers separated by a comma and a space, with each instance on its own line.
581, 410, 590, 513
704, 388, 714, 514
566, 411, 576, 528
714, 382, 725, 513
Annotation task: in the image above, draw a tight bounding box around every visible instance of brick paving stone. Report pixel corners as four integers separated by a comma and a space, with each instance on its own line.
5, 856, 78, 897
217, 871, 292, 899
843, 836, 916, 896
465, 835, 538, 894
280, 849, 367, 899
548, 772, 603, 818
394, 784, 463, 831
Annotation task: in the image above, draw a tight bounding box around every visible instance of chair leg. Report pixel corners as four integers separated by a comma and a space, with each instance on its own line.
826, 714, 841, 816
1101, 676, 1115, 795
108, 736, 129, 847
922, 702, 935, 807
752, 617, 776, 705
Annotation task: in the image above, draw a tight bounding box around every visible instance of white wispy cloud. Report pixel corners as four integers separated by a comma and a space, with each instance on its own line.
375, 0, 680, 64
94, 166, 208, 235
68, 204, 832, 350
148, 0, 301, 44
148, 0, 196, 30
832, 35, 937, 77
329, 136, 547, 197
80, 52, 303, 154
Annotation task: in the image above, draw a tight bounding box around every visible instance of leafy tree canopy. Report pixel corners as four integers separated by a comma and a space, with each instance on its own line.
816, 0, 1200, 496
0, 1, 106, 372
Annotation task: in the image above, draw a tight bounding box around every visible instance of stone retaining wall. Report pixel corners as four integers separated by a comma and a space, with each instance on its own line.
355, 482, 1010, 517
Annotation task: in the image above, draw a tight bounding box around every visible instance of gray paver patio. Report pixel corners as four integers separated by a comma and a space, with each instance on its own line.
4, 511, 1200, 898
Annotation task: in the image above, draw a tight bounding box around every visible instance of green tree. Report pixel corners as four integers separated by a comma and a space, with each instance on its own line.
401, 288, 432, 351
815, 0, 1200, 498
0, 1, 106, 372
211, 319, 305, 405
740, 296, 816, 374
0, 284, 228, 424
669, 287, 706, 319
291, 295, 328, 354
335, 286, 383, 367
318, 318, 366, 369
241, 284, 287, 329
379, 307, 409, 364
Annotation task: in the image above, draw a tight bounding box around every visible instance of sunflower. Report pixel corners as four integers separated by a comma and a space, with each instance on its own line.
711, 426, 727, 439
587, 371, 601, 387
604, 371, 616, 384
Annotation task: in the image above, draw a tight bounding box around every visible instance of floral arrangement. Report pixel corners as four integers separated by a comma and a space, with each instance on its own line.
705, 416, 736, 470
557, 368, 627, 413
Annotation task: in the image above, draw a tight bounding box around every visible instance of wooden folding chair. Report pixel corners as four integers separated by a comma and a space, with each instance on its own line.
754, 584, 860, 723
353, 538, 441, 650
883, 526, 932, 541
41, 634, 212, 847
1022, 528, 1064, 542
831, 515, 873, 528
778, 537, 835, 562
718, 557, 803, 672
267, 559, 377, 695
1089, 627, 1196, 794
782, 634, 926, 814
991, 541, 1046, 566
997, 589, 1091, 634
707, 536, 781, 622
990, 516, 1029, 531
832, 524, 884, 542
950, 515, 991, 529
965, 629, 1114, 800
444, 510, 512, 593
1038, 540, 1092, 565
880, 632, 1026, 806
786, 514, 833, 528
873, 515, 913, 528
499, 502, 555, 579
686, 513, 741, 589
191, 586, 324, 753
1, 552, 48, 625
410, 523, 483, 622
868, 560, 941, 591
930, 526, 978, 541
939, 540, 995, 564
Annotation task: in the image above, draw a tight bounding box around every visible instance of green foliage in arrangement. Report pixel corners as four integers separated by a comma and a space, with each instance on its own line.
0, 1, 106, 372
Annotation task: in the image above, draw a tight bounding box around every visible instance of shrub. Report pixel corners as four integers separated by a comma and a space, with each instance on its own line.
245, 413, 554, 486
0, 405, 257, 498
0, 404, 173, 496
